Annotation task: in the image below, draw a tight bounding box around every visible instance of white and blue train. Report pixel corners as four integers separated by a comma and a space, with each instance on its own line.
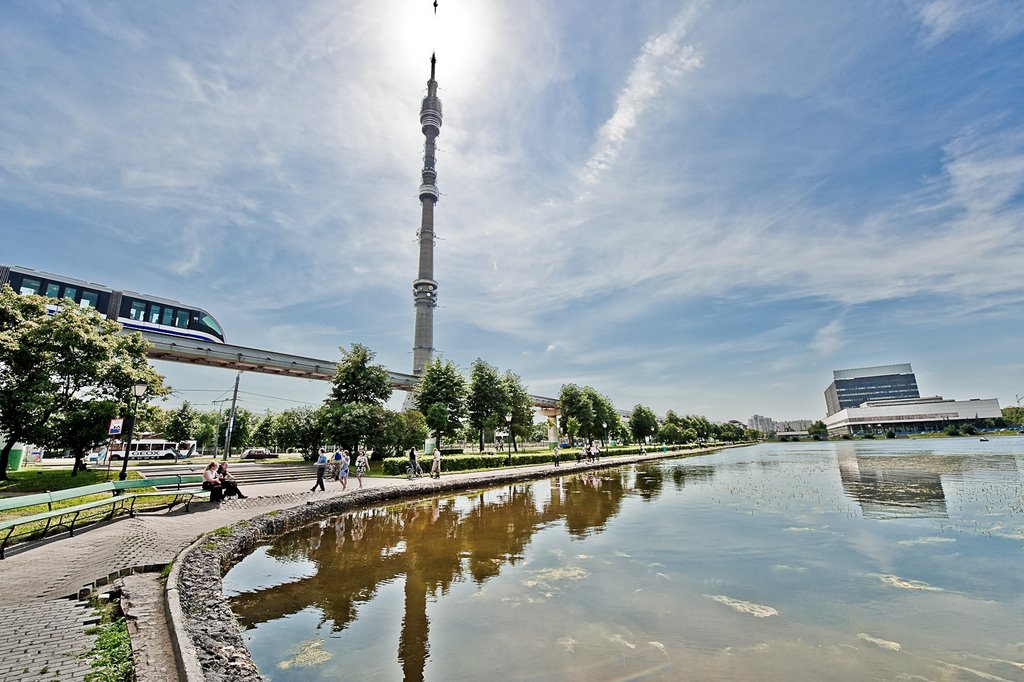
0, 264, 225, 343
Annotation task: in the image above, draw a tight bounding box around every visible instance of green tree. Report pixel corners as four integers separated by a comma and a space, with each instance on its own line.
583, 387, 616, 445
1001, 406, 1024, 426
659, 422, 682, 444
629, 404, 658, 444
502, 371, 533, 452
165, 402, 199, 445
467, 359, 506, 452
559, 384, 595, 442
322, 344, 393, 453
807, 420, 828, 440
368, 409, 429, 458
565, 416, 580, 445
329, 343, 393, 405
250, 410, 275, 448
322, 401, 386, 454
415, 358, 467, 446
681, 414, 713, 445
0, 287, 165, 478
275, 406, 326, 461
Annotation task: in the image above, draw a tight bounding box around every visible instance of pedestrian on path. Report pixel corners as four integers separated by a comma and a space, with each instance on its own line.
338, 450, 350, 490
329, 449, 343, 480
354, 449, 369, 488
553, 445, 560, 467
430, 447, 442, 479
311, 449, 328, 492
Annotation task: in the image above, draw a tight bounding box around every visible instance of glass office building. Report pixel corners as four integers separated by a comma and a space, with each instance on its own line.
824, 363, 920, 416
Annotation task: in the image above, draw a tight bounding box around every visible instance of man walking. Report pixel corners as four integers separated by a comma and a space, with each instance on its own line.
311, 448, 328, 492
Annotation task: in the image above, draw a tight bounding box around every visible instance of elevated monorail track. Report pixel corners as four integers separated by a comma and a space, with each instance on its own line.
142, 332, 560, 409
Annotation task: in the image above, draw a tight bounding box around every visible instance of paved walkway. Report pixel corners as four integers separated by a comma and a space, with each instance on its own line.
0, 451, 712, 681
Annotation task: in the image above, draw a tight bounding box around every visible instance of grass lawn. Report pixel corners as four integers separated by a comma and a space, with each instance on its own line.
0, 467, 143, 494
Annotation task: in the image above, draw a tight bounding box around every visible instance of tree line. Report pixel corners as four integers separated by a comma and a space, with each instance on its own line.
2, 284, 747, 479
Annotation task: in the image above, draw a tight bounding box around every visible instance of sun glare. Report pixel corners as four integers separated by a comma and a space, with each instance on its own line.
395, 0, 493, 89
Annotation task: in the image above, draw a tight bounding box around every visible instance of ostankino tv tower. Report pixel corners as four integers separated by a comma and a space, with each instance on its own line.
411, 51, 442, 377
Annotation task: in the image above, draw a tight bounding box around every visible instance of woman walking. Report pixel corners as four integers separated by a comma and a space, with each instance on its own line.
430, 447, 442, 479
337, 450, 350, 490
354, 449, 369, 488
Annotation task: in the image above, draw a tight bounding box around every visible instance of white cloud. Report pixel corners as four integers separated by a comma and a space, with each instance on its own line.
810, 320, 845, 356
916, 0, 1024, 45
582, 7, 704, 185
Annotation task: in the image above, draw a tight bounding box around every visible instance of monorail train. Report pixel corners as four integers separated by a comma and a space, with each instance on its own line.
0, 264, 225, 343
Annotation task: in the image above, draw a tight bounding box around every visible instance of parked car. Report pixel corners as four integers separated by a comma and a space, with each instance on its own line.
241, 448, 278, 460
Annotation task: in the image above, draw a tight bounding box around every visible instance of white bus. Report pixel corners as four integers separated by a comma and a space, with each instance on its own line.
107, 439, 197, 460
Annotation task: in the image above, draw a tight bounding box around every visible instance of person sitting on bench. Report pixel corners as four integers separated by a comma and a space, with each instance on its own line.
216, 461, 247, 499
203, 461, 224, 502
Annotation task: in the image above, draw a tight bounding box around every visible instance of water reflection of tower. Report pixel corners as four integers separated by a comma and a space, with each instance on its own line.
411, 54, 442, 377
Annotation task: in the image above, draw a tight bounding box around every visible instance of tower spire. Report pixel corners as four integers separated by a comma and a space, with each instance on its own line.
411, 51, 442, 377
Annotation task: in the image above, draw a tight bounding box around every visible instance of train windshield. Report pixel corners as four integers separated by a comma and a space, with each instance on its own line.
199, 313, 224, 339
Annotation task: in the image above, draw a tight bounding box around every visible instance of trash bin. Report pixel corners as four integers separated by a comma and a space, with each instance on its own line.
8, 446, 25, 472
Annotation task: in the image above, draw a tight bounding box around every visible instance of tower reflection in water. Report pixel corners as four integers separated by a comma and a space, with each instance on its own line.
227, 469, 662, 681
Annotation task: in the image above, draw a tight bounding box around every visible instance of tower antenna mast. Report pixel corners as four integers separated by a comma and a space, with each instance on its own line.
411, 3, 443, 378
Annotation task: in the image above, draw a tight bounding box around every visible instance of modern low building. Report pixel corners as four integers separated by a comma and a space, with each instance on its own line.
822, 396, 1001, 436
824, 364, 920, 416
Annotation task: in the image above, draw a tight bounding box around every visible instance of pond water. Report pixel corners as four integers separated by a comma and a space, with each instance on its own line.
224, 439, 1024, 681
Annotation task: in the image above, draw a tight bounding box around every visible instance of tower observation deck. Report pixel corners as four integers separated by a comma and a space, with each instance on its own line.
411, 54, 442, 377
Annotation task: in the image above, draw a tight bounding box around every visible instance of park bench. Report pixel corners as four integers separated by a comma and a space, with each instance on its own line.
0, 474, 205, 559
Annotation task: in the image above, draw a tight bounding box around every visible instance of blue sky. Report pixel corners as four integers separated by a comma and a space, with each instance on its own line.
2, 0, 1023, 423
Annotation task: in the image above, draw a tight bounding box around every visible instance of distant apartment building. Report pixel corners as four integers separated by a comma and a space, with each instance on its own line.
824, 363, 920, 416
777, 419, 814, 432
747, 416, 813, 435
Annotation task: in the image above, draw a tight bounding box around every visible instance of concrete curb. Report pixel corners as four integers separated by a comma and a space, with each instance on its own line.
165, 536, 208, 682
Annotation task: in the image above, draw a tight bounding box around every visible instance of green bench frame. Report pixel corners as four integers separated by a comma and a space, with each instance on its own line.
0, 474, 205, 559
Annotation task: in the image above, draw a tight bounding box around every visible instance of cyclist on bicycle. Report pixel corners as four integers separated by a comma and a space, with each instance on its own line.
407, 447, 422, 477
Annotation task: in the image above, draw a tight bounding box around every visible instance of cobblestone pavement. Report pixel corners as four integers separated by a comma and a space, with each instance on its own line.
0, 475, 395, 682
0, 452, 715, 681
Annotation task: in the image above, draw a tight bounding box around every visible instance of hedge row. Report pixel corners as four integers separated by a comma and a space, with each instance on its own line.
380, 443, 708, 476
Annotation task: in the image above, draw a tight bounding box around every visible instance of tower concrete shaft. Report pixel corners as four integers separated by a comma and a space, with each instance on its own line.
412, 54, 442, 376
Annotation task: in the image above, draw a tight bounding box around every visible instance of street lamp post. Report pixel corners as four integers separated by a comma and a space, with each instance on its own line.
119, 380, 148, 482
602, 421, 608, 446
506, 413, 513, 454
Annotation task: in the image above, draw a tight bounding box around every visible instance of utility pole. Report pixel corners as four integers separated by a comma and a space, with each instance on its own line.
211, 399, 227, 460
223, 372, 242, 459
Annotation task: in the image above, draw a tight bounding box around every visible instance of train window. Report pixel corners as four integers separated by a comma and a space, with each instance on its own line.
20, 278, 41, 295
147, 304, 162, 324
44, 282, 61, 298
80, 291, 99, 309
174, 310, 189, 328
129, 300, 146, 321
63, 286, 79, 301
161, 307, 174, 326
